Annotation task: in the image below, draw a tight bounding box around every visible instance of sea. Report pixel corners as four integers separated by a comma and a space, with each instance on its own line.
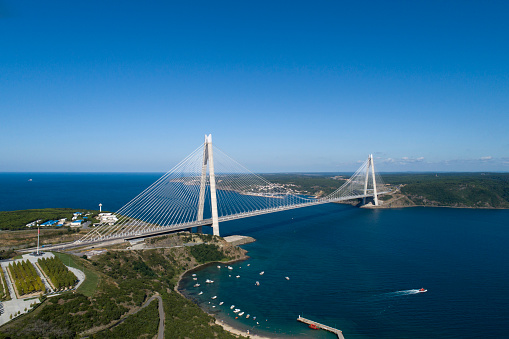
2, 173, 509, 338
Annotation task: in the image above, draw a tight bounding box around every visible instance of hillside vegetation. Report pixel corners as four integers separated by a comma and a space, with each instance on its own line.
0, 233, 246, 339
0, 208, 99, 231
382, 173, 509, 208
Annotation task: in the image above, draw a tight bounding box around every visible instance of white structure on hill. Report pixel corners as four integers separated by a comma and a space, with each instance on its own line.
98, 213, 118, 225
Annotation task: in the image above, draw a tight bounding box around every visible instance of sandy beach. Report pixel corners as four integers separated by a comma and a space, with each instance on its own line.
215, 319, 273, 339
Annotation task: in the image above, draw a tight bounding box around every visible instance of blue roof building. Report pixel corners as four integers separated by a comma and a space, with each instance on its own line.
41, 220, 58, 226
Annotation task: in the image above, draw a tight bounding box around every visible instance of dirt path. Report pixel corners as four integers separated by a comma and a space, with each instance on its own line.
107, 294, 165, 338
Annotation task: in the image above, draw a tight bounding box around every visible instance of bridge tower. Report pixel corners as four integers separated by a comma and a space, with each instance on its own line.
363, 154, 379, 206
197, 134, 220, 236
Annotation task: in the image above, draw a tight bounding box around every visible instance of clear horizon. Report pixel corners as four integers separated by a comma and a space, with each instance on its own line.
1, 1, 508, 172
1, 170, 507, 174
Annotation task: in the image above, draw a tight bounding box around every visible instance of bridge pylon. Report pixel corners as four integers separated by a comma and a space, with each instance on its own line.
197, 134, 220, 236
362, 154, 379, 206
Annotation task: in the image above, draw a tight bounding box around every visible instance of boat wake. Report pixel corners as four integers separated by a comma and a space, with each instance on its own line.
383, 289, 426, 297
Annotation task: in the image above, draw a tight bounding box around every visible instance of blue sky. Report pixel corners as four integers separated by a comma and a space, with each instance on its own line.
1, 1, 508, 172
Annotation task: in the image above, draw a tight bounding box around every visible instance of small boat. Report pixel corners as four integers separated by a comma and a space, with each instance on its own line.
256, 322, 259, 325
212, 305, 216, 308
194, 283, 200, 287
255, 281, 260, 286
246, 314, 250, 319
309, 323, 319, 330
211, 296, 217, 299
193, 277, 197, 280
253, 316, 256, 320
247, 264, 250, 266
285, 277, 290, 280
234, 309, 240, 313
259, 271, 264, 275
228, 266, 233, 270
238, 311, 245, 316
192, 274, 196, 276
236, 275, 240, 278
230, 305, 235, 309
206, 279, 214, 283
229, 275, 231, 277
198, 291, 203, 295
419, 288, 427, 293
28, 179, 32, 182
219, 301, 224, 305
217, 265, 221, 268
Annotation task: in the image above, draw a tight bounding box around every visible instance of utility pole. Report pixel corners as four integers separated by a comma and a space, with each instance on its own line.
37, 225, 40, 255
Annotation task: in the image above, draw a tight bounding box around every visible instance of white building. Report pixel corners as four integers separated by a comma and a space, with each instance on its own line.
70, 220, 83, 228
98, 213, 118, 225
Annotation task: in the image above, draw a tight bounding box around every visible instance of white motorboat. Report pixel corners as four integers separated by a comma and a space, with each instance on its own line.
255, 281, 260, 286
236, 275, 240, 278
259, 271, 264, 275
238, 311, 245, 316
230, 305, 235, 309
194, 283, 200, 287
198, 291, 203, 295
219, 301, 224, 305
206, 279, 214, 283
211, 296, 217, 299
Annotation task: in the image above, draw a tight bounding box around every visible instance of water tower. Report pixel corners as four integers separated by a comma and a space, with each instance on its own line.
99, 203, 102, 212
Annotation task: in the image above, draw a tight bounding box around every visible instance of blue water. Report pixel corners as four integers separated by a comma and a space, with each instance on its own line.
1, 173, 508, 338
0, 172, 163, 212
182, 205, 509, 338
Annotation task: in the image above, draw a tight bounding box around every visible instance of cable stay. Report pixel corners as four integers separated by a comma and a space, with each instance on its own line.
77, 136, 389, 244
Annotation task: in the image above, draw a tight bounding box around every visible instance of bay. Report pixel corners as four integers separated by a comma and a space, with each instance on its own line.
182, 205, 509, 338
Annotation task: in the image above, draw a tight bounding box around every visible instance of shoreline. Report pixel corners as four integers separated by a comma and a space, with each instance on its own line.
175, 256, 271, 338
367, 204, 509, 210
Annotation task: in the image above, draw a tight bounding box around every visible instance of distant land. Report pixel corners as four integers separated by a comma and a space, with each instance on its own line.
263, 172, 509, 209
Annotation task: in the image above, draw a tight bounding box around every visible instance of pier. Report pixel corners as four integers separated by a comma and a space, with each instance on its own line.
297, 315, 345, 338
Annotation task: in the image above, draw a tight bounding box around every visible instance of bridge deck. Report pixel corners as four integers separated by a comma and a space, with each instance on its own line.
41, 191, 390, 250
297, 315, 344, 338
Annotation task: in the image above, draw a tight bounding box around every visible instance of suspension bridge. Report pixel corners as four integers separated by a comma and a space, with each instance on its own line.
75, 135, 389, 246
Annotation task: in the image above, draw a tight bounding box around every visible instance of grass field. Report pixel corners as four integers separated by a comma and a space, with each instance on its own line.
52, 252, 100, 297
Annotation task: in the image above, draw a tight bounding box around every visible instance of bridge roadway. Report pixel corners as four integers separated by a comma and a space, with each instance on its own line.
27, 192, 388, 251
